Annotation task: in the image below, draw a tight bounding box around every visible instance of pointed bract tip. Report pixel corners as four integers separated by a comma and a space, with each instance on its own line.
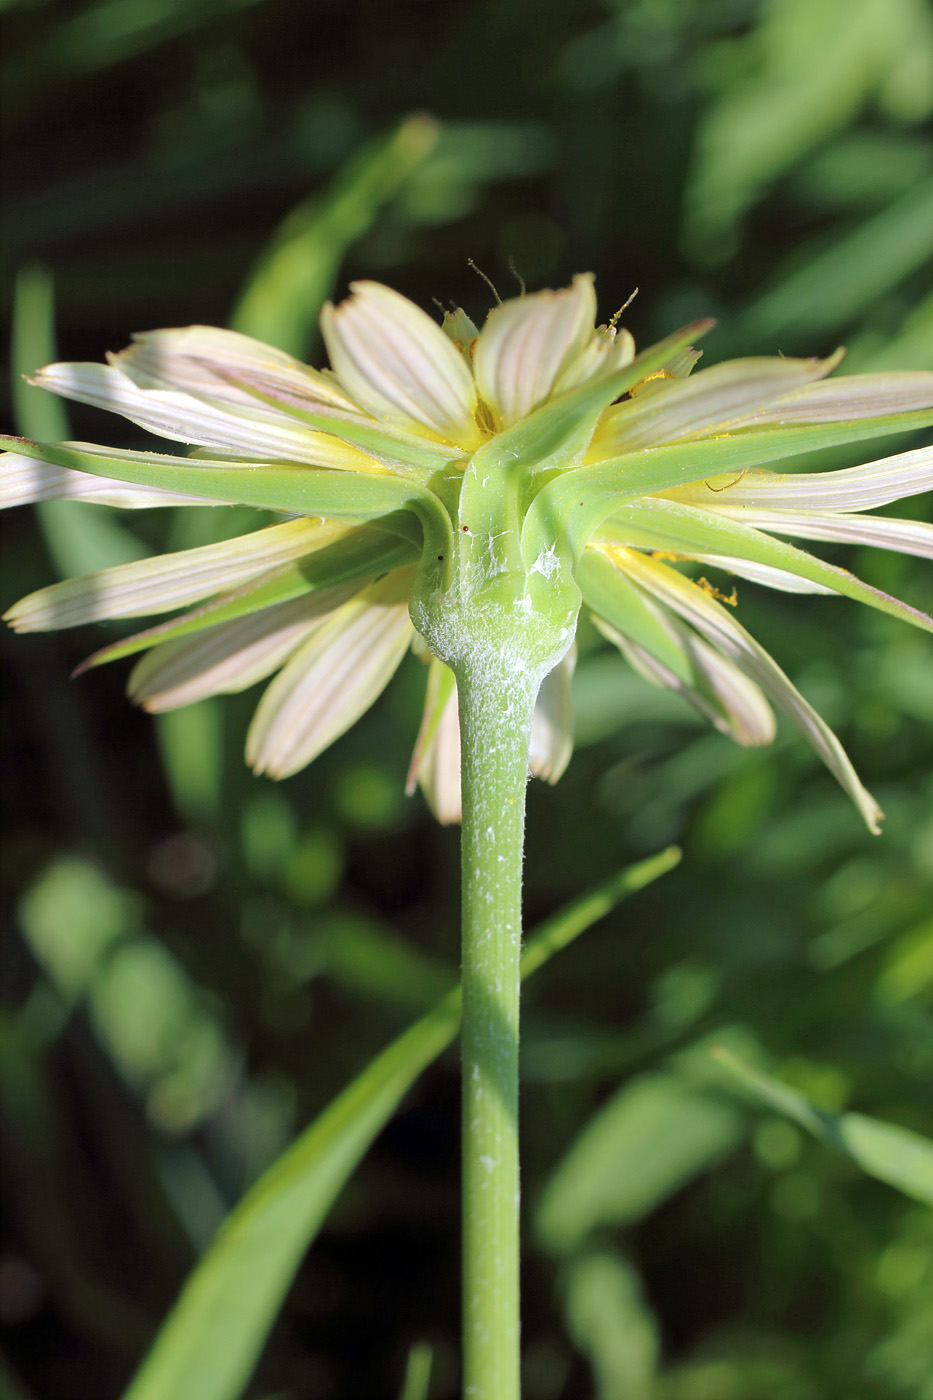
71, 652, 102, 678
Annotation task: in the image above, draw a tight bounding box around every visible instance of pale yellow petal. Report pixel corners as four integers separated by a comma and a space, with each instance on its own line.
529, 648, 576, 783
31, 362, 377, 470
112, 325, 364, 419
128, 586, 358, 712
408, 663, 463, 825
592, 353, 842, 456
321, 283, 482, 447
5, 519, 349, 630
473, 274, 597, 427
0, 450, 214, 508
553, 325, 635, 394
246, 568, 416, 778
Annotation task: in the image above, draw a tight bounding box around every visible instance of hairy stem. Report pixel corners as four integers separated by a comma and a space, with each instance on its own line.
457, 659, 537, 1400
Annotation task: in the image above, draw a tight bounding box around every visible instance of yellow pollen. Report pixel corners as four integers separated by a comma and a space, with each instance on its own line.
697, 577, 738, 606
629, 368, 674, 397
474, 399, 496, 435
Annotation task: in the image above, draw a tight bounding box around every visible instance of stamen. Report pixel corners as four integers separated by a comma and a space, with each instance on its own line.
506, 256, 526, 296
467, 258, 502, 305
608, 287, 639, 329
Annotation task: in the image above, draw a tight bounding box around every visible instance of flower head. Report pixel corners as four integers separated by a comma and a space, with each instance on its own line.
4, 275, 933, 830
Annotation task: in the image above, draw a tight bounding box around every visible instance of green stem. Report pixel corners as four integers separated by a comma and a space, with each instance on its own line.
457, 660, 537, 1400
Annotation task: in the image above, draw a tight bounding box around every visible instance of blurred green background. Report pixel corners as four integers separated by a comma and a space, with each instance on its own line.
2, 0, 933, 1397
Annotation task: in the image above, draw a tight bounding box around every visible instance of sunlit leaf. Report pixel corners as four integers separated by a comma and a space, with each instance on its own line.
120, 848, 681, 1400
12, 264, 147, 577
714, 1048, 933, 1206
397, 1342, 433, 1400
231, 116, 439, 358
535, 1070, 742, 1255
562, 1250, 659, 1400
526, 409, 933, 561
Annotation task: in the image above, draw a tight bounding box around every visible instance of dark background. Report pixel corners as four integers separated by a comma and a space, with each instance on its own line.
2, 1, 933, 1397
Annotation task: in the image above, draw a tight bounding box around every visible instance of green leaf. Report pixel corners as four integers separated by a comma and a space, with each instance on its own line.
120, 847, 681, 1400
683, 0, 929, 256
600, 497, 933, 636
0, 435, 441, 541
714, 1048, 933, 1207
535, 1070, 742, 1256
231, 116, 439, 359
525, 409, 933, 563
155, 702, 223, 823
562, 1251, 659, 1400
397, 1342, 433, 1400
739, 176, 933, 344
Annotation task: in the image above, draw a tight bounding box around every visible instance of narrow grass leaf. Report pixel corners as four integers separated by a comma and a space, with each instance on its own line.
231, 117, 439, 358
714, 1048, 933, 1206
12, 265, 147, 577
120, 848, 680, 1400
397, 1342, 433, 1400
535, 1071, 742, 1255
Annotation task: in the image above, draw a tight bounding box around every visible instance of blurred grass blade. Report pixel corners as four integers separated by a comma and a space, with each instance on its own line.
737, 176, 933, 345
12, 267, 69, 445
398, 1342, 433, 1400
535, 1071, 742, 1256
714, 1048, 933, 1206
17, 0, 265, 79
120, 847, 680, 1400
155, 703, 223, 824
230, 115, 439, 357
563, 1250, 659, 1400
12, 264, 147, 577
683, 0, 933, 258
0, 1348, 40, 1400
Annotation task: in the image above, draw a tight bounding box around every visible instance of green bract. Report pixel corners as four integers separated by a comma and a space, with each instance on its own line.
3, 273, 933, 827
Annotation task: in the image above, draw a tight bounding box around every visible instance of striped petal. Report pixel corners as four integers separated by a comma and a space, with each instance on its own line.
246, 568, 416, 778
407, 660, 462, 826
598, 498, 933, 632
529, 648, 576, 782
615, 549, 883, 832
579, 549, 775, 745
592, 353, 841, 456
717, 371, 933, 428
4, 519, 347, 631
473, 275, 597, 428
30, 363, 377, 470
112, 325, 361, 418
321, 283, 482, 448
0, 450, 215, 508
128, 586, 359, 712
551, 325, 635, 394
595, 615, 776, 746
660, 445, 933, 513
701, 509, 933, 560
684, 555, 835, 594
